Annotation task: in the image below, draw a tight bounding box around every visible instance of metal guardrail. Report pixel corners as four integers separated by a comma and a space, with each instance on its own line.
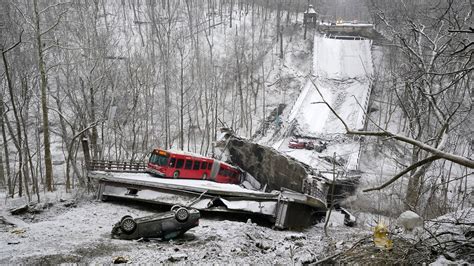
327, 34, 366, 40
302, 177, 328, 206
87, 160, 147, 173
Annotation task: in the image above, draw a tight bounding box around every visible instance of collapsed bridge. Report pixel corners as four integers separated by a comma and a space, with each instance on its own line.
88, 25, 371, 230
87, 141, 329, 229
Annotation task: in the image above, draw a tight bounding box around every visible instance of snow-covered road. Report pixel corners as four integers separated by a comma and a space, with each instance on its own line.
314, 36, 373, 80
278, 35, 374, 171
289, 35, 373, 135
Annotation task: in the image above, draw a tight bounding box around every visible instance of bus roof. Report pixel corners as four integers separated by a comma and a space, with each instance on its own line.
153, 148, 210, 160
152, 148, 240, 171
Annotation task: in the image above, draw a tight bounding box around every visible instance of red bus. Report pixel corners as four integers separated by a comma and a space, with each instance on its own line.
146, 149, 241, 184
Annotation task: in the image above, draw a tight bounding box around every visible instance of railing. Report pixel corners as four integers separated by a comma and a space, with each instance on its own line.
302, 177, 329, 205
87, 160, 147, 173
327, 34, 366, 40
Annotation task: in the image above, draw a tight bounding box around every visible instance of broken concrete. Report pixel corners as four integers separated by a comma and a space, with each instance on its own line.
223, 137, 312, 193
219, 134, 359, 207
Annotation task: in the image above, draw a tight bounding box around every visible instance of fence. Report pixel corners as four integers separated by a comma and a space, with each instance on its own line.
87, 160, 146, 173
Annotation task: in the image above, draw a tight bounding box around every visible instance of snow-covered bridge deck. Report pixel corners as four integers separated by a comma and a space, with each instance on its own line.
93, 171, 274, 197
279, 35, 373, 171
90, 171, 327, 229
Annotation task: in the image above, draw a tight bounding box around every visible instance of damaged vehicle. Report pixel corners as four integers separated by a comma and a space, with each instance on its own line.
111, 206, 200, 240
288, 138, 327, 152
288, 139, 314, 150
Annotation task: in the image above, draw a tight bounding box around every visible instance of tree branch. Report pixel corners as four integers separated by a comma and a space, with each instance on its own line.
40, 10, 68, 37
308, 78, 474, 169
363, 155, 440, 192
1, 30, 23, 54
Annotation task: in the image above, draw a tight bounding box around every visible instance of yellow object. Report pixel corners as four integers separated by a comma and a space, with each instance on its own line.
373, 222, 393, 251
11, 228, 26, 235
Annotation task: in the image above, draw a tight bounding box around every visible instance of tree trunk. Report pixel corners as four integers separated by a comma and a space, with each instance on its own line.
276, 0, 281, 41
34, 0, 54, 192
89, 85, 99, 160
20, 78, 35, 202
0, 141, 4, 189
2, 42, 24, 198
0, 111, 5, 189
279, 26, 283, 59
179, 44, 185, 150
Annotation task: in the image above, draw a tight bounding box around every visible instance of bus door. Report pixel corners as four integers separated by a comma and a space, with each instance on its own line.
209, 160, 220, 181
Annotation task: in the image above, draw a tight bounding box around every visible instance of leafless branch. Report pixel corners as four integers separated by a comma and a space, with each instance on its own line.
447, 28, 474, 33
1, 30, 23, 54
451, 42, 473, 55
40, 10, 68, 37
308, 78, 474, 170
363, 155, 440, 192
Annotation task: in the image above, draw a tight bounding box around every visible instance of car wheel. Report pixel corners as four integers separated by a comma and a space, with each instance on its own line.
120, 215, 133, 223
120, 217, 137, 234
171, 205, 181, 212
173, 170, 180, 179
202, 173, 207, 180
175, 207, 189, 222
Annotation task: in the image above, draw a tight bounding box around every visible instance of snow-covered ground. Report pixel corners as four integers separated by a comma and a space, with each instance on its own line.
2, 195, 471, 264
1, 196, 367, 264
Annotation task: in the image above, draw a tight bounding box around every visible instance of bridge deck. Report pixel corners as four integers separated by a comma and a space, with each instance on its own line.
90, 171, 327, 229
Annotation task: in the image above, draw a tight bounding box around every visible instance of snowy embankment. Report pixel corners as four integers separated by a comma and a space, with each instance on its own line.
276, 35, 373, 171
3, 194, 469, 264
0, 196, 366, 264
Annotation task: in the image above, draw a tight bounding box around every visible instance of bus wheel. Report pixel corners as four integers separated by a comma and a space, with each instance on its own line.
202, 173, 207, 180
173, 171, 180, 179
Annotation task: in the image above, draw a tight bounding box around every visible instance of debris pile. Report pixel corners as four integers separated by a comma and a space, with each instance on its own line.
218, 132, 359, 207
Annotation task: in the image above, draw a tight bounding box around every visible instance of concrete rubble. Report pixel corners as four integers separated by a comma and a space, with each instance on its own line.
217, 131, 360, 207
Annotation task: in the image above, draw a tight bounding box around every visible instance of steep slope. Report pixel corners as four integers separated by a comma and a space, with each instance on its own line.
266, 35, 373, 173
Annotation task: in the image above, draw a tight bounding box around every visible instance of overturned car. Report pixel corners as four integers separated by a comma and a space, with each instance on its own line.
111, 206, 200, 240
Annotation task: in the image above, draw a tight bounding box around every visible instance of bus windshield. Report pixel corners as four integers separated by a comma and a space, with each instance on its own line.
149, 153, 169, 166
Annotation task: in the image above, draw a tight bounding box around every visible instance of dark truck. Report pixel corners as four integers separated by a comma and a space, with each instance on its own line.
111, 206, 200, 240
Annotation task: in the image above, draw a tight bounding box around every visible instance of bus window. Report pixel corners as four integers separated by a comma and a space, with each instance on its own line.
185, 160, 193, 169
176, 159, 184, 169
150, 153, 168, 166
208, 161, 213, 170
218, 167, 227, 177
201, 161, 208, 169
193, 161, 200, 170
169, 158, 176, 167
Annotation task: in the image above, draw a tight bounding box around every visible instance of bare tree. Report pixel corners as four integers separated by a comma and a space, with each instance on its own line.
33, 0, 65, 192
365, 0, 473, 210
